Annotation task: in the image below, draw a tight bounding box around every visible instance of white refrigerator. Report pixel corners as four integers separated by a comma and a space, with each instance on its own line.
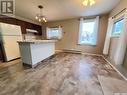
0, 23, 22, 61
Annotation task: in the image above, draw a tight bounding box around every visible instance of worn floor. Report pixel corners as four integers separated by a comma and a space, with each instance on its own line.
106, 56, 127, 78
0, 52, 125, 95
98, 75, 127, 95
0, 59, 20, 68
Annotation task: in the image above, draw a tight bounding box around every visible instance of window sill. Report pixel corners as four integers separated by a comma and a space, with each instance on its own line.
77, 43, 97, 46
111, 35, 120, 38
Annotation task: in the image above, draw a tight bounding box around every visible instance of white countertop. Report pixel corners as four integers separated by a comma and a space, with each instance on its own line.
17, 40, 57, 44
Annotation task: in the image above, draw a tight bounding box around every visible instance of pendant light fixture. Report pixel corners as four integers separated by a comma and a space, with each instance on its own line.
35, 5, 47, 22
82, 0, 95, 6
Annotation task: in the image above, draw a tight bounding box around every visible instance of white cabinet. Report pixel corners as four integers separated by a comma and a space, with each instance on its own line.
18, 40, 55, 67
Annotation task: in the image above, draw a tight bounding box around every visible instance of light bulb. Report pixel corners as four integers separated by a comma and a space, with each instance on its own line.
39, 19, 41, 22
35, 16, 38, 19
42, 17, 46, 20
90, 0, 95, 6
83, 0, 88, 6
44, 19, 47, 22
82, 0, 95, 6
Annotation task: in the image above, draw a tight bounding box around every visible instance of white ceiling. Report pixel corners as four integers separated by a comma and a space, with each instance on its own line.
15, 0, 121, 22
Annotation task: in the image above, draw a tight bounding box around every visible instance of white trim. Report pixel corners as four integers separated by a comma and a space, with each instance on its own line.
112, 17, 124, 37
46, 26, 62, 40
101, 55, 127, 81
61, 49, 102, 56
103, 17, 114, 55
111, 35, 120, 38
81, 52, 102, 57
62, 49, 82, 54
78, 18, 84, 44
55, 50, 63, 53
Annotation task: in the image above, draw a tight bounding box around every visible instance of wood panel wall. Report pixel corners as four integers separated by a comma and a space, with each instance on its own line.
0, 16, 42, 35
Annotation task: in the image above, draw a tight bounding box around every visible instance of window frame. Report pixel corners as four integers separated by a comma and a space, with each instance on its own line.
46, 27, 62, 40
112, 16, 124, 37
78, 17, 99, 46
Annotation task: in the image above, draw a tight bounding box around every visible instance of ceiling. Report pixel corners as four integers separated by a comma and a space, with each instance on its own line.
15, 0, 121, 22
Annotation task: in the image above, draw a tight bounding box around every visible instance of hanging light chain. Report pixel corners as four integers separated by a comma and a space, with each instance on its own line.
35, 5, 47, 22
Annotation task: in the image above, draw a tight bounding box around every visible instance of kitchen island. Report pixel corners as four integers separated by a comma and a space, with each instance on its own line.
18, 40, 56, 68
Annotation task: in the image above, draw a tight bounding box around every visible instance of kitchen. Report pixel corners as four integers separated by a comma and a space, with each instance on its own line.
0, 0, 127, 95
0, 17, 58, 67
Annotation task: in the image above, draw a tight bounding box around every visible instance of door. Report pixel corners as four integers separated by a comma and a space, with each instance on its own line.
2, 35, 22, 61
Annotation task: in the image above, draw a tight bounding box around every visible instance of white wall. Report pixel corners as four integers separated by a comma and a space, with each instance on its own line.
110, 0, 127, 17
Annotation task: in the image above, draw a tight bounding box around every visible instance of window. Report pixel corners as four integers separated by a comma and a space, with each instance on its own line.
47, 27, 62, 39
112, 17, 124, 35
78, 16, 99, 45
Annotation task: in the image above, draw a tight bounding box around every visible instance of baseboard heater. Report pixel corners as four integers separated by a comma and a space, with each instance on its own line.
62, 49, 82, 54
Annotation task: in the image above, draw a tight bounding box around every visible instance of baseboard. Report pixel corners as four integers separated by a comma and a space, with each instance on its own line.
60, 49, 102, 56
55, 50, 63, 53
81, 52, 102, 57
101, 55, 127, 81
62, 49, 82, 54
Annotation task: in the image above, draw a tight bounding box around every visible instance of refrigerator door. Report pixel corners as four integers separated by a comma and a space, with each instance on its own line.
0, 23, 22, 36
2, 35, 22, 61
